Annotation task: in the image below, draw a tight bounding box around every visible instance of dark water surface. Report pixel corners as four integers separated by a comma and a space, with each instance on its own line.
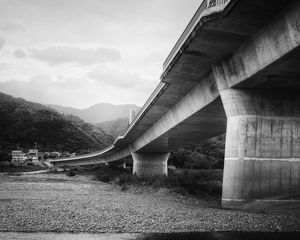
0, 232, 299, 240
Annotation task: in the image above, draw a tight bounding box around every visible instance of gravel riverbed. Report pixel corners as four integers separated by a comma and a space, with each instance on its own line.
0, 173, 299, 232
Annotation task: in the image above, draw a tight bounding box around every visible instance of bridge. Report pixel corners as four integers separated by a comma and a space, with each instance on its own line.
50, 0, 300, 207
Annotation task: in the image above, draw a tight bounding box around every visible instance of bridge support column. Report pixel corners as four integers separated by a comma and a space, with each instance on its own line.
221, 89, 300, 207
132, 152, 169, 176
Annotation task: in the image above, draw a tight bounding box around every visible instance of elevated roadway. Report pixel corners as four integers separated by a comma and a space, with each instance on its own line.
50, 0, 300, 207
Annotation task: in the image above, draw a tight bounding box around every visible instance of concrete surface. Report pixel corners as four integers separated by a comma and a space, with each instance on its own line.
221, 89, 300, 204
132, 152, 169, 176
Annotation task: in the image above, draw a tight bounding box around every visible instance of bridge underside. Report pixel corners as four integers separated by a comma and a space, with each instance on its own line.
129, 0, 300, 205
138, 97, 226, 153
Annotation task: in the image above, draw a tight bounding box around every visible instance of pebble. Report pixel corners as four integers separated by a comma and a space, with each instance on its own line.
0, 174, 299, 232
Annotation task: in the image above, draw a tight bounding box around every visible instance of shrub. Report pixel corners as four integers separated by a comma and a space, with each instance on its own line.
67, 170, 76, 177
95, 166, 223, 197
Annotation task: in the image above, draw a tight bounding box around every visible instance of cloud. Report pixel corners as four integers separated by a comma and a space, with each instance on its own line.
30, 46, 121, 65
0, 23, 24, 32
0, 38, 5, 50
13, 49, 26, 58
29, 75, 84, 90
88, 67, 144, 89
0, 75, 83, 92
145, 52, 164, 62
0, 78, 45, 103
0, 74, 153, 108
0, 0, 201, 107
0, 75, 86, 106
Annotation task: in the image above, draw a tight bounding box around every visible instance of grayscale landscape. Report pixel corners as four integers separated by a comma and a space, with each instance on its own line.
0, 0, 300, 239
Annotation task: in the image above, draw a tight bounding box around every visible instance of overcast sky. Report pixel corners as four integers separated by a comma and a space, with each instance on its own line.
0, 0, 201, 108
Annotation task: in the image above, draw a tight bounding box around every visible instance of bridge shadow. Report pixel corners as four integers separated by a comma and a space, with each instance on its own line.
137, 232, 299, 240
1, 232, 299, 240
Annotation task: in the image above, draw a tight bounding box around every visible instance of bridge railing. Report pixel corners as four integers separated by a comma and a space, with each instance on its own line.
162, 0, 230, 71
207, 0, 229, 8
114, 81, 168, 145
118, 0, 231, 144
49, 145, 115, 162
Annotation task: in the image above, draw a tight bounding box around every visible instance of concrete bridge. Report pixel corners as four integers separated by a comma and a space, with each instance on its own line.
50, 0, 300, 206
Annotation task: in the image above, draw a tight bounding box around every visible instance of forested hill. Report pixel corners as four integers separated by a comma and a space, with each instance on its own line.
0, 92, 114, 156
96, 118, 129, 138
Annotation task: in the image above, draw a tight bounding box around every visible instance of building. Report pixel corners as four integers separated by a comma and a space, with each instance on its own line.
11, 150, 27, 163
27, 149, 38, 162
44, 151, 61, 159
37, 152, 44, 161
61, 151, 71, 158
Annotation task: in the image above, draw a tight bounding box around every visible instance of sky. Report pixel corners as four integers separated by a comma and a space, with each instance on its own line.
0, 0, 202, 109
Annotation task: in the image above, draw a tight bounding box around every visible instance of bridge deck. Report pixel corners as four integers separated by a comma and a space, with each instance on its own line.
50, 0, 299, 166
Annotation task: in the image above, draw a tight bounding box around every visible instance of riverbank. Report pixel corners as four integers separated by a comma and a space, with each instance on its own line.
0, 164, 48, 173
0, 173, 299, 232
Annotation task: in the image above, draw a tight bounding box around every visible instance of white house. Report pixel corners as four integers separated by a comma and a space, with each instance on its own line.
11, 150, 27, 163
27, 149, 39, 162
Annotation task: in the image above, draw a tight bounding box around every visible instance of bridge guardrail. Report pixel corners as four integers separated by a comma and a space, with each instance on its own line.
114, 82, 168, 145
207, 0, 229, 8
116, 0, 230, 146
49, 145, 114, 162
162, 0, 230, 72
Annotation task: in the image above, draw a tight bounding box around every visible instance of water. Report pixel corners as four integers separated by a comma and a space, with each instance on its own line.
0, 232, 299, 240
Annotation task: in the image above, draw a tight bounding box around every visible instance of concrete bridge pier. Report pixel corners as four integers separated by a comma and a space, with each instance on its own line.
221, 89, 300, 207
132, 152, 169, 176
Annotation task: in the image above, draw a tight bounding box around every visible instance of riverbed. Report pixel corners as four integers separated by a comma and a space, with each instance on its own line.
0, 173, 299, 233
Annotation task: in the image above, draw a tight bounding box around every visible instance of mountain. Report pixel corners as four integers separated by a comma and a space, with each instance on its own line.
62, 114, 114, 147
49, 103, 140, 124
96, 118, 129, 138
47, 105, 82, 118
0, 92, 114, 156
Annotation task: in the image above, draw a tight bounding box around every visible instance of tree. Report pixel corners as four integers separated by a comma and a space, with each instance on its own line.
0, 151, 10, 162
184, 152, 208, 169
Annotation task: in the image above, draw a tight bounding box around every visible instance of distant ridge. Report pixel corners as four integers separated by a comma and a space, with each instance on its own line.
48, 103, 140, 124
